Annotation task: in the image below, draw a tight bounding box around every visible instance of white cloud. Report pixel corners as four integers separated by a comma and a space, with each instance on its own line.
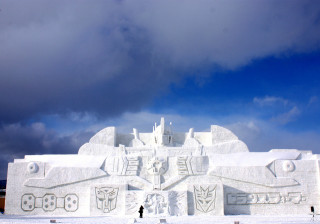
253, 96, 302, 125
308, 96, 318, 106
271, 106, 301, 125
225, 117, 320, 153
253, 96, 288, 106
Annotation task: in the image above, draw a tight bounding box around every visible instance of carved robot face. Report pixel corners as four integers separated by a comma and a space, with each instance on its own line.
95, 187, 118, 200
194, 186, 216, 213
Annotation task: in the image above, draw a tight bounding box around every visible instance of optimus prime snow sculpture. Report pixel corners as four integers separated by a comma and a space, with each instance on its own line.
5, 118, 320, 216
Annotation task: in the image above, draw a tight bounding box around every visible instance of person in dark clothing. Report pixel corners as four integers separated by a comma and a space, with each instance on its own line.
138, 205, 144, 218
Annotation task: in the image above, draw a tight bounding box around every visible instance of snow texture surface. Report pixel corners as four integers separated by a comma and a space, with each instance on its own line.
0, 215, 320, 224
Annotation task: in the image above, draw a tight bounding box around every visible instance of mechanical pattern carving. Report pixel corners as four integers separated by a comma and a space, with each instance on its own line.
43, 194, 56, 211
147, 157, 167, 190
125, 192, 139, 214
21, 194, 35, 211
194, 185, 216, 213
95, 187, 119, 213
126, 157, 139, 176
227, 192, 306, 205
106, 156, 139, 176
64, 194, 78, 212
177, 156, 190, 175
144, 193, 167, 215
177, 156, 206, 175
21, 193, 78, 212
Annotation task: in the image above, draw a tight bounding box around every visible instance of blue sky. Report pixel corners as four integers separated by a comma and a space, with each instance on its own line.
1, 0, 320, 179
151, 52, 320, 130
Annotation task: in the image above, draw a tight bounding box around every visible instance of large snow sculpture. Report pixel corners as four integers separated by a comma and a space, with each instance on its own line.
5, 117, 320, 216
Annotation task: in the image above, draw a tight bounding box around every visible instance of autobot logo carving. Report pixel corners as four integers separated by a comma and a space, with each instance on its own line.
194, 185, 216, 213
95, 187, 119, 213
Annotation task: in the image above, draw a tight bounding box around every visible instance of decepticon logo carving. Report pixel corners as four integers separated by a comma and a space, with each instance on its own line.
95, 187, 119, 213
194, 185, 216, 213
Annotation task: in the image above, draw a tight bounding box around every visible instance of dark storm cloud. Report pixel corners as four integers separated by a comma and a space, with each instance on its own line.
1, 0, 320, 122
0, 0, 173, 122
0, 122, 93, 179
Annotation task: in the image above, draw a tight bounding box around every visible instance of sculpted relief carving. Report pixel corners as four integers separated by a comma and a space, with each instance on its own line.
177, 156, 207, 176
125, 192, 139, 215
124, 191, 187, 216
27, 162, 39, 174
144, 193, 167, 215
95, 187, 119, 213
64, 194, 79, 212
105, 156, 139, 176
194, 185, 217, 213
168, 191, 187, 216
21, 194, 36, 211
227, 192, 306, 205
21, 193, 78, 212
282, 160, 295, 172
147, 157, 167, 175
147, 157, 167, 190
7, 117, 319, 217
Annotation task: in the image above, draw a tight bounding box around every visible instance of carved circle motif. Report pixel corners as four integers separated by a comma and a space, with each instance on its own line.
282, 160, 295, 172
27, 162, 39, 174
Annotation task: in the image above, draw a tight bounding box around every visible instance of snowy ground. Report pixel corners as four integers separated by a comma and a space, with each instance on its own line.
1, 215, 320, 224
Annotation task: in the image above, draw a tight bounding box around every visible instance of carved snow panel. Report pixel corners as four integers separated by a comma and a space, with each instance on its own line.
21, 193, 79, 213
90, 184, 126, 216
124, 191, 187, 217
188, 184, 224, 216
